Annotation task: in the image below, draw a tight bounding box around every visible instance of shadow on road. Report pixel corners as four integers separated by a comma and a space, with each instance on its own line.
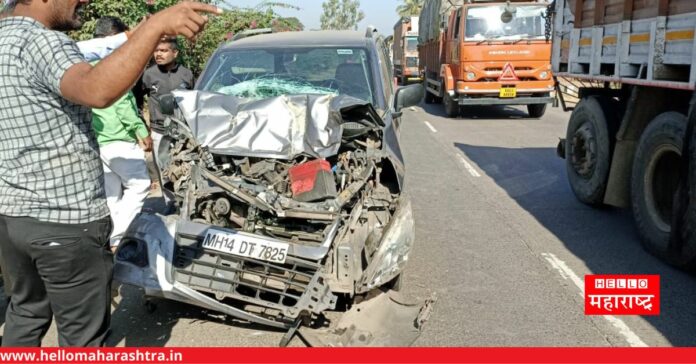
421, 102, 529, 120
454, 142, 696, 346
106, 285, 285, 347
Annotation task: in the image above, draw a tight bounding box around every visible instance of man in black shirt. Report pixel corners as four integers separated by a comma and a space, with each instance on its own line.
142, 38, 193, 191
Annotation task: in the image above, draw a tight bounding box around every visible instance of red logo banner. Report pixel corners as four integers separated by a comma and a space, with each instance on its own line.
585, 275, 660, 315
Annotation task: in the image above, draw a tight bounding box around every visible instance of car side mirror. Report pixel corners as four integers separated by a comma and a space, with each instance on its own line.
394, 83, 424, 115
159, 94, 177, 116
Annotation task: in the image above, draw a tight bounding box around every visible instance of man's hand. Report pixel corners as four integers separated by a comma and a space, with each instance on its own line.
125, 16, 149, 39
138, 135, 153, 152
59, 2, 221, 109
148, 2, 222, 40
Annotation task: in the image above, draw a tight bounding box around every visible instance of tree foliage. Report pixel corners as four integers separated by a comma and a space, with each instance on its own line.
396, 0, 424, 17
1, 0, 303, 76
320, 0, 364, 31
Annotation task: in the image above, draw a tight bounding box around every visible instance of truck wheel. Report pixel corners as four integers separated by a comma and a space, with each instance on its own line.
527, 104, 547, 118
565, 97, 612, 206
671, 127, 696, 271
631, 112, 685, 260
444, 92, 459, 118
424, 89, 435, 104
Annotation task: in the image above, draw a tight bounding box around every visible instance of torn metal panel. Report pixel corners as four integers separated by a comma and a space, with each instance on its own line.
172, 91, 353, 160
298, 291, 436, 347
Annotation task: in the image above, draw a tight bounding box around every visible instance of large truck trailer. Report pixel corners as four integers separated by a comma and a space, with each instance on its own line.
553, 0, 696, 269
419, 0, 556, 118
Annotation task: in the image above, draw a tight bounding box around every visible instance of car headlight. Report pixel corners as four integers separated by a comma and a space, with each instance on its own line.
539, 71, 549, 80
466, 72, 476, 81
360, 198, 415, 291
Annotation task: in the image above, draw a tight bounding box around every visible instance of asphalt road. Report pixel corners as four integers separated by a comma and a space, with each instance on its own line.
2, 102, 695, 347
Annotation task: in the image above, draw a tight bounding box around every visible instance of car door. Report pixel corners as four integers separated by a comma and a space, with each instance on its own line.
375, 37, 401, 132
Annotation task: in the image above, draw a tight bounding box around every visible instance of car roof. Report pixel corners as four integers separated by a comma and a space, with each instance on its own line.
219, 30, 372, 50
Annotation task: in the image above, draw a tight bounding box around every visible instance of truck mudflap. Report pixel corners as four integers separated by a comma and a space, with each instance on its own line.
298, 291, 436, 347
457, 96, 555, 106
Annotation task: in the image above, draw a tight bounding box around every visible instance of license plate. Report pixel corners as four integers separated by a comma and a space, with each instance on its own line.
202, 229, 289, 264
500, 87, 517, 98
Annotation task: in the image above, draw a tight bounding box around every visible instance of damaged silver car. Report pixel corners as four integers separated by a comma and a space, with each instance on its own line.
113, 29, 429, 346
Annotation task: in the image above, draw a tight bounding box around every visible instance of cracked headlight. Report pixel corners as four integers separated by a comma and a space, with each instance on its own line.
360, 198, 415, 291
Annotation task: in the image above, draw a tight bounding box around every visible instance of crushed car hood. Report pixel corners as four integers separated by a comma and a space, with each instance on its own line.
172, 91, 382, 160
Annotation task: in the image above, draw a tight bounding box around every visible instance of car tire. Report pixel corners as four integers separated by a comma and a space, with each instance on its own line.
631, 112, 685, 261
527, 103, 547, 118
444, 92, 459, 118
565, 96, 613, 206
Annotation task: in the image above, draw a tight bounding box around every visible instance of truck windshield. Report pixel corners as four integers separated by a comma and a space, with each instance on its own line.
465, 5, 546, 42
199, 47, 376, 106
406, 36, 418, 52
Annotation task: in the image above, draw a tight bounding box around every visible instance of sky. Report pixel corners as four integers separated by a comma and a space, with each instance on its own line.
223, 0, 404, 36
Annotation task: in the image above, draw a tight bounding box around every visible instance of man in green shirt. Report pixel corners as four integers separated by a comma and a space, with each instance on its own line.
91, 17, 152, 253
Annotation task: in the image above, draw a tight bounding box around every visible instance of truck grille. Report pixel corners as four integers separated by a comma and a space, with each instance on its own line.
173, 242, 335, 319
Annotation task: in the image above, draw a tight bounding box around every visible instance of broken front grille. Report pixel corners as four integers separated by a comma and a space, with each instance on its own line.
173, 235, 336, 320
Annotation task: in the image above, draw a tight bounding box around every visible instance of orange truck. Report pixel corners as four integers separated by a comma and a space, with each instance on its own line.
418, 0, 555, 118
393, 16, 422, 85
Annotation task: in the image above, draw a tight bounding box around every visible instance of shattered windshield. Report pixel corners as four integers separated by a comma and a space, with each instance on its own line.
200, 47, 377, 105
465, 5, 546, 41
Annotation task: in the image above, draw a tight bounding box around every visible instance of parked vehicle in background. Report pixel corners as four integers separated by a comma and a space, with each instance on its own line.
419, 0, 555, 118
553, 0, 696, 269
393, 16, 422, 85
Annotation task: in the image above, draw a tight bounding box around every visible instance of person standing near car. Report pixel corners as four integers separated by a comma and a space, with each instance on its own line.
91, 16, 153, 253
142, 37, 194, 189
0, 0, 220, 347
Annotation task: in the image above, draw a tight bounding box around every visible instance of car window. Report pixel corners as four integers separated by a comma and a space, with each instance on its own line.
199, 47, 377, 106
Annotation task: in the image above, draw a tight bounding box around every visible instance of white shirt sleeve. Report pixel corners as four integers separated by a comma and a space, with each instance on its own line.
76, 32, 128, 62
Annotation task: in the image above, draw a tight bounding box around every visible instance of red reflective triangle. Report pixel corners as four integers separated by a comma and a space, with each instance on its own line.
498, 63, 519, 81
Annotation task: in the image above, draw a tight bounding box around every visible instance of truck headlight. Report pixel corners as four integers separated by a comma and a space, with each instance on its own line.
539, 71, 549, 80
360, 199, 415, 291
466, 72, 476, 81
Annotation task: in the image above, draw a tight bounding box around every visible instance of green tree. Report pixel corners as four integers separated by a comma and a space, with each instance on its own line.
320, 0, 365, 31
0, 0, 303, 75
396, 0, 423, 17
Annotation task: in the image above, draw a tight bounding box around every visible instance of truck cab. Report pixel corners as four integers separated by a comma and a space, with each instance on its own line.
420, 1, 555, 117
393, 17, 422, 85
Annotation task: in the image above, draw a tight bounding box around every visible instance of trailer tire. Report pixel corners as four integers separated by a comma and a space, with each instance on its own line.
565, 97, 612, 206
671, 127, 696, 271
444, 92, 459, 118
632, 112, 685, 261
527, 104, 547, 118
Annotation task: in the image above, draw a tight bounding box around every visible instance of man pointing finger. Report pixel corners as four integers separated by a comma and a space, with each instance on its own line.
0, 0, 220, 347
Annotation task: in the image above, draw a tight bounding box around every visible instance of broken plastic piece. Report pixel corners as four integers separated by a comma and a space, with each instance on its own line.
289, 160, 337, 202
298, 291, 436, 347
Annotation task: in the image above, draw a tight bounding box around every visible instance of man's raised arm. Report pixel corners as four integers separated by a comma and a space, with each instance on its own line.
61, 2, 221, 108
